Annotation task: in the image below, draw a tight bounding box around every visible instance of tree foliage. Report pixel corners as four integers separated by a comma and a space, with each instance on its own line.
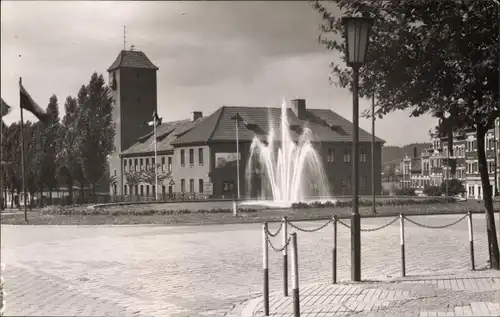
141, 165, 171, 187
124, 170, 143, 195
1, 71, 115, 205
312, 0, 499, 269
77, 73, 115, 196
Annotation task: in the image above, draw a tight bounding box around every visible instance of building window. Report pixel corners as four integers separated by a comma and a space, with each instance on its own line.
327, 148, 335, 163
124, 185, 127, 195
162, 185, 166, 195
146, 185, 150, 197
346, 177, 352, 190
189, 149, 194, 166
152, 185, 156, 196
124, 160, 127, 170
190, 179, 194, 193
168, 157, 172, 171
140, 158, 144, 170
152, 158, 155, 167
135, 185, 138, 195
181, 150, 185, 166
146, 158, 150, 169
161, 157, 165, 171
134, 158, 138, 171
181, 179, 185, 193
361, 176, 368, 189
360, 148, 368, 163
114, 169, 116, 176
140, 185, 144, 196
199, 179, 204, 193
343, 149, 351, 163
199, 148, 204, 165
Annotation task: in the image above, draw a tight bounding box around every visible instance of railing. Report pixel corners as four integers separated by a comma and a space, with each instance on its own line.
261, 211, 475, 317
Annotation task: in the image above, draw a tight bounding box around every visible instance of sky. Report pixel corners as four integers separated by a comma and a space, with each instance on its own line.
0, 1, 436, 146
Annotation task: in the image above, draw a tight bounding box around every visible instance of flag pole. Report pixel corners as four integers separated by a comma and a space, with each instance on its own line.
0, 98, 3, 211
154, 112, 158, 201
19, 78, 28, 223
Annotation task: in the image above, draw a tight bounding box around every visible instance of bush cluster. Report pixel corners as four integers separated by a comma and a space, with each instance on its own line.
291, 198, 455, 209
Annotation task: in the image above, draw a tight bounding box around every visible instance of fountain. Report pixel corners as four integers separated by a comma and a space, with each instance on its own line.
242, 98, 332, 208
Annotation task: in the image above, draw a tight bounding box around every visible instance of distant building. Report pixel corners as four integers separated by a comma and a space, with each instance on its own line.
398, 119, 499, 199
107, 49, 386, 199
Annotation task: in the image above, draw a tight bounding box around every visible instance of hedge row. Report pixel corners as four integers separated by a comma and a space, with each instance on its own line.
40, 198, 457, 216
42, 207, 261, 216
291, 198, 456, 209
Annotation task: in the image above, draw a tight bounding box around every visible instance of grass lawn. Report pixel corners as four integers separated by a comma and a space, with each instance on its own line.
0, 199, 492, 226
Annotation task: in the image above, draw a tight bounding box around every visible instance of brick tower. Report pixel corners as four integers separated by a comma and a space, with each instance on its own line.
107, 49, 159, 195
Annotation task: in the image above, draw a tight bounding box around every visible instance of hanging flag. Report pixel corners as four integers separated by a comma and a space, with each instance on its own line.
19, 81, 50, 124
146, 110, 162, 127
1, 98, 11, 117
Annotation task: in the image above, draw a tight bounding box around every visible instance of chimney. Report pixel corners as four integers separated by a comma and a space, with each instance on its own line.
192, 111, 203, 121
413, 146, 417, 158
291, 99, 306, 120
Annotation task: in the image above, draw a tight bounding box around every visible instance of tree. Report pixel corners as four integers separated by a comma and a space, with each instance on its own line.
423, 185, 442, 197
31, 121, 46, 206
57, 96, 82, 205
141, 164, 171, 197
77, 73, 115, 199
395, 187, 415, 197
38, 95, 61, 202
3, 123, 22, 207
313, 0, 500, 269
124, 170, 142, 197
440, 179, 466, 197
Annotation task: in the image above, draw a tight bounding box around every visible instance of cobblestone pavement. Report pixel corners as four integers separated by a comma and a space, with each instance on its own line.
0, 214, 496, 316
246, 270, 500, 317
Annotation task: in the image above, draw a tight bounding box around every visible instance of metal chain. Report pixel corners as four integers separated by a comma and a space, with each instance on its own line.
337, 217, 398, 232
404, 213, 468, 229
267, 235, 291, 252
287, 219, 332, 233
337, 218, 351, 229
360, 217, 399, 232
265, 222, 283, 237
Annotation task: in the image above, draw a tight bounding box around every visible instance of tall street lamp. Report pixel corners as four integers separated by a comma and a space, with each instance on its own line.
231, 113, 245, 200
342, 16, 373, 282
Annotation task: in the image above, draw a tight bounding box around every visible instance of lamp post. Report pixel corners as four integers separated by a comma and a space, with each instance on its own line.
342, 16, 373, 282
231, 113, 243, 200
371, 93, 376, 214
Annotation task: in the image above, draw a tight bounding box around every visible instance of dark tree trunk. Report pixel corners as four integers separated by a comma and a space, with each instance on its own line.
79, 185, 84, 204
66, 177, 73, 205
39, 185, 44, 208
477, 126, 500, 270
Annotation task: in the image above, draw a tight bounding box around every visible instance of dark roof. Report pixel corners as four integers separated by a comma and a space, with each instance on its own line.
171, 106, 385, 146
122, 117, 208, 155
107, 50, 158, 72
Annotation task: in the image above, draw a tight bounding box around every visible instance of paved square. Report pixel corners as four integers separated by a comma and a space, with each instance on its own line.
1, 214, 497, 316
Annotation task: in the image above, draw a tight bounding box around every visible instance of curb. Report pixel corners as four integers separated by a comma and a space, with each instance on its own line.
238, 270, 500, 317
1, 209, 498, 227
239, 296, 262, 317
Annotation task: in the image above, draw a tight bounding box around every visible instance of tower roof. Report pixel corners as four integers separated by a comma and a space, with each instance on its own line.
107, 50, 159, 72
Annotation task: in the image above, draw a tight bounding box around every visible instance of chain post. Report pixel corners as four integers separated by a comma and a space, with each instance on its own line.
332, 215, 337, 284
467, 211, 475, 270
282, 217, 288, 297
291, 233, 300, 317
400, 213, 406, 277
262, 222, 269, 316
